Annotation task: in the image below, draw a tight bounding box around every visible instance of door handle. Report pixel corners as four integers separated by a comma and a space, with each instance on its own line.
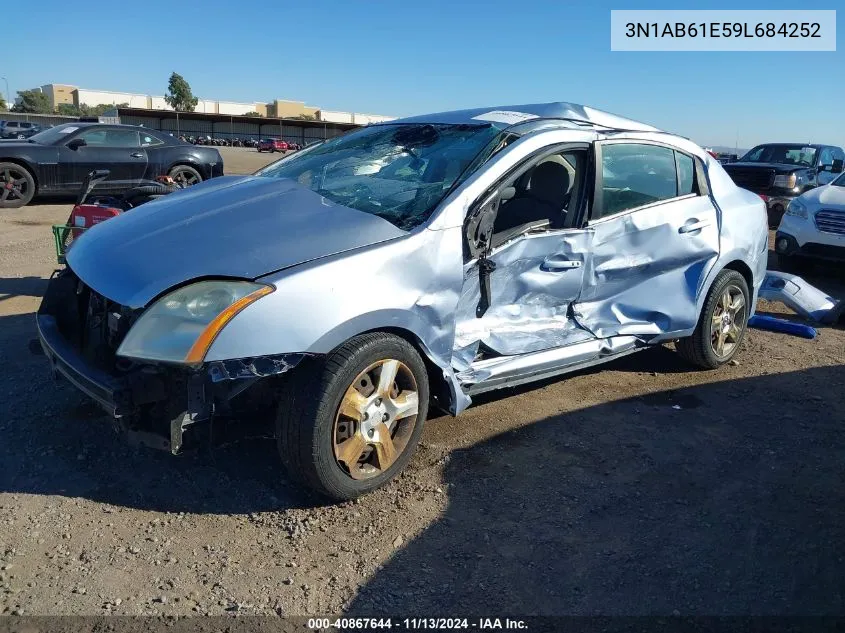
678, 219, 711, 234
541, 256, 582, 272
130, 152, 144, 158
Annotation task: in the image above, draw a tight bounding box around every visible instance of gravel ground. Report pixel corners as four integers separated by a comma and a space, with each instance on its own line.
1, 146, 844, 616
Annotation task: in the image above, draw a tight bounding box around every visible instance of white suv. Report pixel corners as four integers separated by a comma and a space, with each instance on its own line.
775, 172, 845, 269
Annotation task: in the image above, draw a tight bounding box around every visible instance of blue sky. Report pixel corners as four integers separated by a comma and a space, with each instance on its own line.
3, 0, 842, 149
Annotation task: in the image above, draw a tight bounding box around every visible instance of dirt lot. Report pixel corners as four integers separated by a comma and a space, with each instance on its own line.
1, 146, 844, 616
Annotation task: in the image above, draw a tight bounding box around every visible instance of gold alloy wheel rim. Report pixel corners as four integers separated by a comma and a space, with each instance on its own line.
710, 284, 746, 359
333, 359, 419, 480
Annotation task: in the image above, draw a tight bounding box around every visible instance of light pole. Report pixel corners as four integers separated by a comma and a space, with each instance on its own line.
1, 77, 10, 108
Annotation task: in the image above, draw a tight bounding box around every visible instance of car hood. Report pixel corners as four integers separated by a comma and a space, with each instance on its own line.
802, 184, 845, 208
66, 175, 407, 308
725, 161, 813, 173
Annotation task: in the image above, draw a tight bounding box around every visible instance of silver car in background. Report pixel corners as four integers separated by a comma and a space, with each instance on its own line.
37, 102, 769, 500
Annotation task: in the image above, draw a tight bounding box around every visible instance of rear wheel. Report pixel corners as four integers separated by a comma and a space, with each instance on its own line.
168, 164, 203, 187
0, 162, 36, 209
276, 333, 429, 501
676, 269, 750, 369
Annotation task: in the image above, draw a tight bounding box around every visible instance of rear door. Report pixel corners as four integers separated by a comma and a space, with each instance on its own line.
59, 128, 148, 190
574, 140, 719, 338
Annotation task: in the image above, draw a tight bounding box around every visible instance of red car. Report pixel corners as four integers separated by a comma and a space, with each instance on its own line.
257, 139, 288, 153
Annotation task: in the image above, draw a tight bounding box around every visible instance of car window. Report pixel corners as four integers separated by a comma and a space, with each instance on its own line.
677, 152, 695, 195
493, 150, 584, 236
597, 144, 678, 218
818, 147, 833, 167
255, 123, 502, 231
140, 133, 163, 147
79, 128, 140, 148
7, 122, 18, 128
21, 122, 31, 129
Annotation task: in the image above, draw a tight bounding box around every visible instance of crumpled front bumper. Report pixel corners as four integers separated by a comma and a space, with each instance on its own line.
37, 313, 133, 417
36, 271, 306, 453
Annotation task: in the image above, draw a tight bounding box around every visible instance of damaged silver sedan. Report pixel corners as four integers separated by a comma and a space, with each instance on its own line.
37, 103, 769, 500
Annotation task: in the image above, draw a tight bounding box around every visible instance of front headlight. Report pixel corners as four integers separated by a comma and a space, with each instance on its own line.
785, 199, 808, 219
773, 173, 797, 189
117, 280, 274, 364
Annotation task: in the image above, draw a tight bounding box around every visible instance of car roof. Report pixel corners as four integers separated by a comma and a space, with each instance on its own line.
384, 102, 662, 133
752, 143, 829, 149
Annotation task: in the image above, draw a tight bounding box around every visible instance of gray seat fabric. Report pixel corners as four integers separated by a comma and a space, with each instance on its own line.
495, 162, 571, 233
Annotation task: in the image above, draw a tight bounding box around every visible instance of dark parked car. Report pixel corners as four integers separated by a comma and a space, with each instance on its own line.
0, 120, 41, 139
257, 139, 288, 153
0, 123, 224, 208
722, 143, 845, 226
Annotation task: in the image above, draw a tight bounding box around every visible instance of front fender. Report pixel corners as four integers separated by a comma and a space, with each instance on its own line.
204, 225, 465, 364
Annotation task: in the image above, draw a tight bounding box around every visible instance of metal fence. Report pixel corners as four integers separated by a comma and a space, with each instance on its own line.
120, 114, 342, 145
0, 110, 349, 144
0, 112, 80, 127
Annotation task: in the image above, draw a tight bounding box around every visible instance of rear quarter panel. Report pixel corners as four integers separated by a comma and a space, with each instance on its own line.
702, 155, 769, 311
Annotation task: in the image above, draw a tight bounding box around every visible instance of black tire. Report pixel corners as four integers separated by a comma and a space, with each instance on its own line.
168, 164, 203, 187
0, 162, 36, 209
276, 333, 429, 501
676, 269, 750, 369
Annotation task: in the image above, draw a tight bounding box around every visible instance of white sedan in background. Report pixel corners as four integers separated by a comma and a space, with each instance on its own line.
776, 171, 845, 269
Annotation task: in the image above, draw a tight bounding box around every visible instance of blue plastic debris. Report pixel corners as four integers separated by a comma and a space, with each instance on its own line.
748, 315, 817, 339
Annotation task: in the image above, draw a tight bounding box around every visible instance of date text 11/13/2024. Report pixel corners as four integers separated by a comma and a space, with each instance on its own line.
307, 617, 528, 630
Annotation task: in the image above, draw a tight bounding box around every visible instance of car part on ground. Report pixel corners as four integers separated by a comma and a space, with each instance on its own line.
758, 270, 844, 324
747, 315, 817, 339
35, 101, 769, 500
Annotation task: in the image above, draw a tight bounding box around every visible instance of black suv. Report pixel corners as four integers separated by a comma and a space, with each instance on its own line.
723, 143, 845, 226
0, 120, 42, 139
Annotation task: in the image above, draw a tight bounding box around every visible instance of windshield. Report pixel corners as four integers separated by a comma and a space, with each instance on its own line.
255, 123, 502, 230
740, 144, 817, 167
27, 123, 84, 145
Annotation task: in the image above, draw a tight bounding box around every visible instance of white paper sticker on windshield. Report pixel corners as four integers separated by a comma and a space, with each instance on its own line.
58, 126, 78, 134
471, 110, 539, 125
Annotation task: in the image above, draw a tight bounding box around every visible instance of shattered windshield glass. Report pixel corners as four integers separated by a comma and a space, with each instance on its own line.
255, 123, 502, 230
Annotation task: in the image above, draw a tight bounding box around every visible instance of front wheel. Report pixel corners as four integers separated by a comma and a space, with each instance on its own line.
168, 164, 203, 187
676, 269, 750, 369
276, 333, 429, 501
0, 162, 36, 208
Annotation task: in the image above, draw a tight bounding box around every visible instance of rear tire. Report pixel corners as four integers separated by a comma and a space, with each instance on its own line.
276, 333, 429, 501
0, 162, 36, 209
676, 269, 750, 369
168, 165, 203, 187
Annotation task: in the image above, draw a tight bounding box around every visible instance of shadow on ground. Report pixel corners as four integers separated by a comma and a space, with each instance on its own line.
0, 276, 49, 302
349, 364, 845, 616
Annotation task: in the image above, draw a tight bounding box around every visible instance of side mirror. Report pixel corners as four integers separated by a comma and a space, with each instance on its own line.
832, 159, 844, 174
66, 138, 87, 150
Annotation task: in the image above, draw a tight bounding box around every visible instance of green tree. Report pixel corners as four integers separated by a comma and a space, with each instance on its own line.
295, 114, 316, 121
164, 72, 199, 112
0, 93, 6, 111
11, 89, 51, 114
56, 103, 81, 116
245, 111, 261, 117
